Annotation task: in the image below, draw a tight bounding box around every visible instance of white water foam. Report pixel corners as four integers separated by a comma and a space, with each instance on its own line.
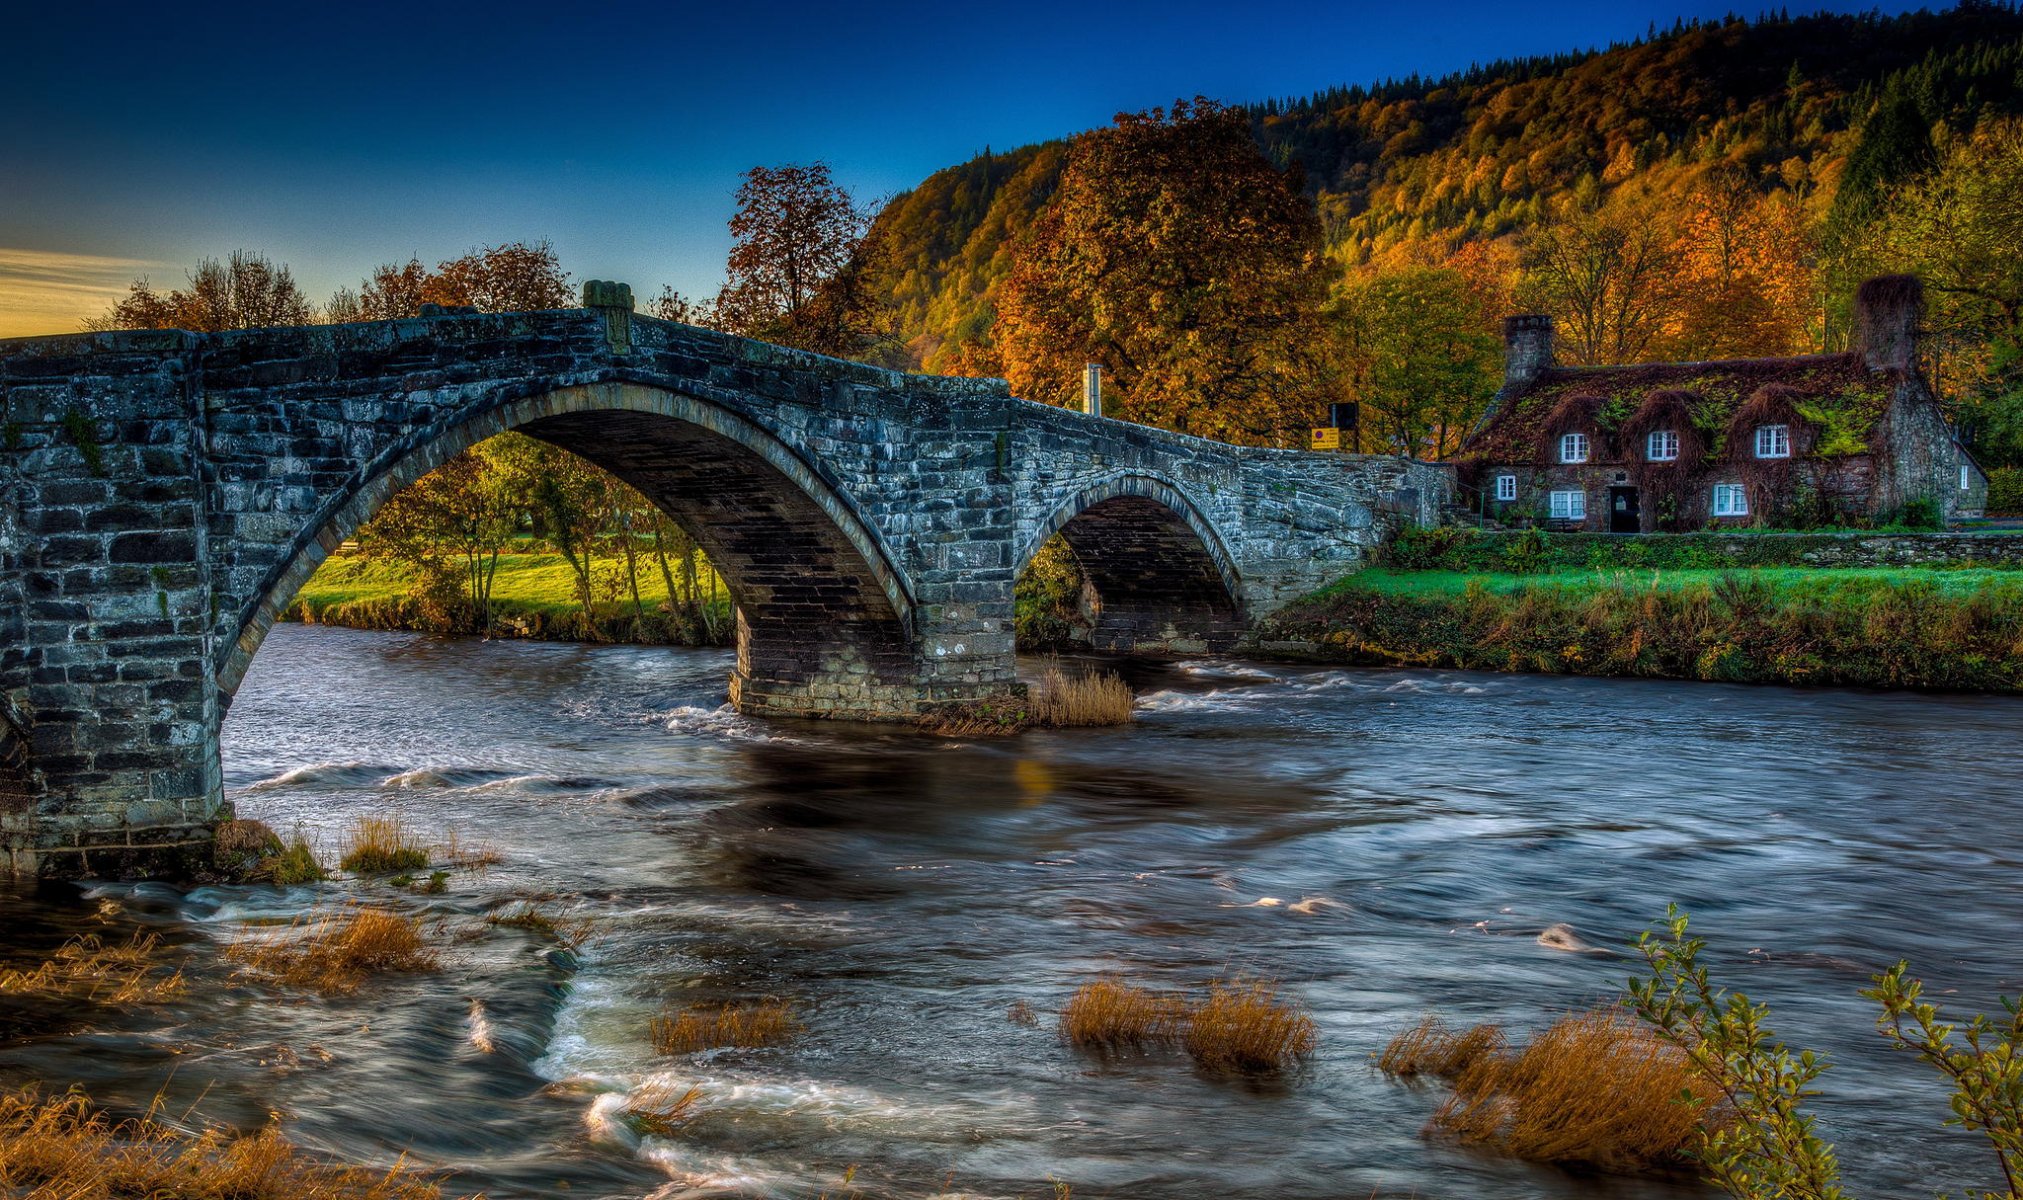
660, 704, 791, 744
243, 761, 391, 790
1172, 659, 1277, 681
467, 998, 497, 1053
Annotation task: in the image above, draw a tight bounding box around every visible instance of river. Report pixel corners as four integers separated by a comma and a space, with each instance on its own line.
3, 622, 2020, 1199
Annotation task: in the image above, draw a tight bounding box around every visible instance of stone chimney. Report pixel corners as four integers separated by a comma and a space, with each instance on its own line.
1854, 274, 1923, 373
1501, 314, 1555, 391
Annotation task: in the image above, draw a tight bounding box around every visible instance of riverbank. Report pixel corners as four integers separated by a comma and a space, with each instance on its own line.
1253, 566, 2023, 692
289, 553, 734, 646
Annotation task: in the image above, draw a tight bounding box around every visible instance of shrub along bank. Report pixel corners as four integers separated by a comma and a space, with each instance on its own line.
1379, 525, 2023, 573
1255, 567, 2023, 693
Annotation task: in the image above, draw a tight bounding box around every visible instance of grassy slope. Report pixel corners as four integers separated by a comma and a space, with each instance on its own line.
295, 553, 718, 619
1261, 563, 2023, 692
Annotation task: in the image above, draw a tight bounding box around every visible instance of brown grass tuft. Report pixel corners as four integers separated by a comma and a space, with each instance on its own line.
0, 933, 186, 1005
1377, 1015, 1506, 1079
227, 907, 437, 993
487, 904, 593, 950
1425, 1008, 1724, 1172
1183, 978, 1318, 1072
1007, 999, 1040, 1027
620, 1084, 705, 1139
1057, 979, 1190, 1051
217, 818, 284, 859
338, 814, 430, 875
1030, 662, 1135, 728
650, 1000, 801, 1055
0, 1088, 453, 1199
437, 829, 504, 872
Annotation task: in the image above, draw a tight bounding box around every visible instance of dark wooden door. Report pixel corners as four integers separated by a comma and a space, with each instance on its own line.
1609, 486, 1641, 533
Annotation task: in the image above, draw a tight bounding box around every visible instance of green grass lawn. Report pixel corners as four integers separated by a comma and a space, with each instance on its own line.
1336, 566, 2023, 600
296, 552, 722, 619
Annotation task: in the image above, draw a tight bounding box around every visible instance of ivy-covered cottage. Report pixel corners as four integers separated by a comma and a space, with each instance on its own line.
1459, 276, 1988, 531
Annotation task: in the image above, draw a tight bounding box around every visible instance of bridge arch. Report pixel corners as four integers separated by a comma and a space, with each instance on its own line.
1018, 474, 1243, 653
220, 381, 920, 717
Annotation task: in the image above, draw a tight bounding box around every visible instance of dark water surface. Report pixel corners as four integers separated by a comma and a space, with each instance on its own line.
4, 622, 2021, 1199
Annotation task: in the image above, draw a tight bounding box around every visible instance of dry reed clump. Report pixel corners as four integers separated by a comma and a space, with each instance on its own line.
1058, 979, 1191, 1050
1390, 1008, 1725, 1173
0, 933, 186, 1005
620, 1084, 705, 1139
227, 907, 437, 993
649, 1000, 801, 1056
437, 829, 504, 872
1007, 999, 1040, 1027
1030, 662, 1135, 728
1184, 978, 1319, 1072
1376, 1015, 1507, 1079
338, 814, 431, 875
0, 1088, 452, 1199
1058, 976, 1314, 1071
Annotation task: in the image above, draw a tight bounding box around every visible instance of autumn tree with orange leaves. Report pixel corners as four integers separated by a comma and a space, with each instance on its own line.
326, 241, 573, 320
995, 99, 1340, 447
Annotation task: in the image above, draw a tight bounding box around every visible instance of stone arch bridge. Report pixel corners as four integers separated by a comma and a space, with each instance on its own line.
0, 290, 1448, 876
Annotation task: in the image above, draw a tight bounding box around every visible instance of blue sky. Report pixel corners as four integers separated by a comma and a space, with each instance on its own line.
1, 0, 1927, 336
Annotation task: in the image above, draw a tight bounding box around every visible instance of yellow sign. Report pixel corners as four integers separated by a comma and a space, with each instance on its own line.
1310, 427, 1342, 450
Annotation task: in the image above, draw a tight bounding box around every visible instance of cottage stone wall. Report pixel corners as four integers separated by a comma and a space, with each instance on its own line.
0, 302, 1444, 876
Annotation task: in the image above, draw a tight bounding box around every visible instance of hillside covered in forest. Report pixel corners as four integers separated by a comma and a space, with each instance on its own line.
856, 3, 2023, 463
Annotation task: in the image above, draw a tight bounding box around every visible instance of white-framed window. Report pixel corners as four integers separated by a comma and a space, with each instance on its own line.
1712, 484, 1749, 517
1559, 432, 1590, 464
1495, 474, 1517, 501
1754, 424, 1791, 459
1549, 489, 1586, 520
1647, 429, 1679, 461
1962, 464, 1973, 490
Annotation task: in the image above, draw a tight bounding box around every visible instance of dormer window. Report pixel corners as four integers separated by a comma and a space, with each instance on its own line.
1754, 424, 1791, 459
1646, 430, 1679, 462
1559, 432, 1589, 464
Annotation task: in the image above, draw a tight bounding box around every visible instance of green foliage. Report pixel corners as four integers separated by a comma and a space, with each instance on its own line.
1501, 527, 1552, 575
60, 408, 103, 476
1334, 267, 1501, 455
1628, 906, 1845, 1199
264, 838, 327, 886
1014, 536, 1086, 649
1875, 496, 1946, 532
1989, 467, 2023, 515
1863, 965, 2023, 1200
1796, 402, 1871, 456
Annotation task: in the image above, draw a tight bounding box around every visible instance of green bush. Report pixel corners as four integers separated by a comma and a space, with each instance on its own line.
1988, 466, 2023, 516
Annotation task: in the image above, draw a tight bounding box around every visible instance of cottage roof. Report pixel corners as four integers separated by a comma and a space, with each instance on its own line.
1460, 352, 1896, 464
